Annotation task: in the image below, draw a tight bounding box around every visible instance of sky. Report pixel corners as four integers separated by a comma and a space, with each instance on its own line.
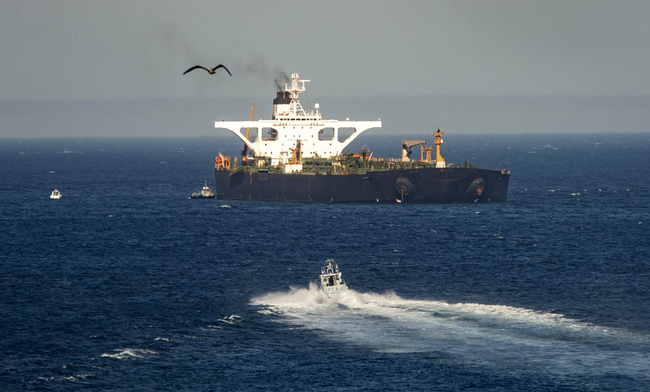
1, 0, 649, 137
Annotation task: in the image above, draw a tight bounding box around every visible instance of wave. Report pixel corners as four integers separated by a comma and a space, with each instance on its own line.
252, 285, 650, 379
37, 374, 93, 383
101, 348, 158, 360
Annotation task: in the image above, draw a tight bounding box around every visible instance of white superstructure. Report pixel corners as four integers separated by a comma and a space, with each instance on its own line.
214, 73, 381, 166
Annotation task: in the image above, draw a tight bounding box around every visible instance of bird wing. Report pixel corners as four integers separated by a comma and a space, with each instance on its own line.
214, 64, 232, 76
183, 65, 209, 75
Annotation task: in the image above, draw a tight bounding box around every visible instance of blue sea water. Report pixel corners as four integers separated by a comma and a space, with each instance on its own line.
1, 134, 649, 391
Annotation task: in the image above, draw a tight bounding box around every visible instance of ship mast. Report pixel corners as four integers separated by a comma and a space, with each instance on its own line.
285, 72, 310, 117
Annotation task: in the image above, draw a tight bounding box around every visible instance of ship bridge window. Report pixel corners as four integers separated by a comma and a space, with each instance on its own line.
239, 127, 258, 142
318, 127, 334, 141
262, 128, 278, 141
338, 128, 356, 143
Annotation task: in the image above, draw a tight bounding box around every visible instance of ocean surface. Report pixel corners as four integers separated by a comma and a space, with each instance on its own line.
1, 134, 649, 391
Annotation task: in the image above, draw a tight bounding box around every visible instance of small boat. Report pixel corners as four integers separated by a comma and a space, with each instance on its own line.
318, 259, 348, 298
190, 181, 216, 199
50, 189, 62, 199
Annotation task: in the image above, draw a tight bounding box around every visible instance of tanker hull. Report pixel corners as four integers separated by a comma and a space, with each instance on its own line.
214, 167, 509, 203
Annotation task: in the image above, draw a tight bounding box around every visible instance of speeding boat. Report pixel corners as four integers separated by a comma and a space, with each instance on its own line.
50, 189, 62, 199
318, 259, 348, 298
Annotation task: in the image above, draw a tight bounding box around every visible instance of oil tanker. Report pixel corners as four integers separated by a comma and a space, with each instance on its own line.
213, 73, 509, 203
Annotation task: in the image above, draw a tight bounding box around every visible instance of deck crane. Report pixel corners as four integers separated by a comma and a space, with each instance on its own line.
401, 139, 426, 162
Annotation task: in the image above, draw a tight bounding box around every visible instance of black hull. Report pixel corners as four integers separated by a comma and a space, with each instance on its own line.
214, 167, 509, 203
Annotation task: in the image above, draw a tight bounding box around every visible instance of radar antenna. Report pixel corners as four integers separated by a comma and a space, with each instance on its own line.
284, 73, 310, 116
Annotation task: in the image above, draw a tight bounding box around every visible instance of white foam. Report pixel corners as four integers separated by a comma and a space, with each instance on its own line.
37, 374, 92, 382
252, 287, 650, 379
253, 283, 333, 306
217, 314, 243, 324
101, 348, 157, 360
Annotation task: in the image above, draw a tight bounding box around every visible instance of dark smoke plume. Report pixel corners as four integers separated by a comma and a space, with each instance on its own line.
230, 55, 290, 92
274, 70, 290, 91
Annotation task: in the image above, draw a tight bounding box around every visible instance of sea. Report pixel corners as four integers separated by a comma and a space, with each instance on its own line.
1, 133, 649, 391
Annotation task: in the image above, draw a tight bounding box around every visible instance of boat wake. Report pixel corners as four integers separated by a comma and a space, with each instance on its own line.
252, 286, 650, 379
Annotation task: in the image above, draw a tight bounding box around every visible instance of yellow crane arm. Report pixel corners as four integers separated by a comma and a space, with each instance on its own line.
246, 104, 255, 140
242, 104, 255, 163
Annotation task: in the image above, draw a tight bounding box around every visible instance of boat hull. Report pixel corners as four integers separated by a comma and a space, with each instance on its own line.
214, 167, 509, 203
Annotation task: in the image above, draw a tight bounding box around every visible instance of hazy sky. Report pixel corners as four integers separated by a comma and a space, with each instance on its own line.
2, 0, 650, 101
2, 0, 649, 138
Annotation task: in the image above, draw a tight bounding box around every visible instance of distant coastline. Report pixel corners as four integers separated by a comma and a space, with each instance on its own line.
1, 95, 649, 138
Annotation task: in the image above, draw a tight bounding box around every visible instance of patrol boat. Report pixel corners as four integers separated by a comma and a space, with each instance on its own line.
213, 72, 510, 203
190, 181, 216, 199
318, 259, 348, 298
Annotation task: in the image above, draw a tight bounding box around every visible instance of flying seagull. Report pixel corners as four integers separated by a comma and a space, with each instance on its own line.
183, 64, 232, 76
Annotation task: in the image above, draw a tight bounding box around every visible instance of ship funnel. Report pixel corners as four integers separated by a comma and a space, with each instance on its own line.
273, 89, 292, 119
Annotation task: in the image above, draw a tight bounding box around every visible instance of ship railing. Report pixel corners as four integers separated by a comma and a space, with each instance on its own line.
274, 116, 322, 122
